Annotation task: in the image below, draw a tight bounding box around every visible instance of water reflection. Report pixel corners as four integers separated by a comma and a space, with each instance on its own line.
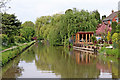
2, 43, 119, 78
71, 50, 97, 64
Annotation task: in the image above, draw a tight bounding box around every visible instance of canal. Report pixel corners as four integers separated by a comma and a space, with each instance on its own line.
2, 42, 119, 78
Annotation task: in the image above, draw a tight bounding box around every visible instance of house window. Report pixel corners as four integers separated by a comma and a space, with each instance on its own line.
110, 20, 112, 24
116, 18, 118, 23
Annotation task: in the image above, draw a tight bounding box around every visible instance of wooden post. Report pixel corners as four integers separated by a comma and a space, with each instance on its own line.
86, 34, 87, 43
76, 34, 77, 43
92, 34, 93, 44
92, 34, 93, 37
78, 33, 79, 43
89, 34, 90, 43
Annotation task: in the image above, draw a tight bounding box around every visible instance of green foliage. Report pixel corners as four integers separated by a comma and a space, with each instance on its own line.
65, 9, 73, 14
22, 21, 34, 28
1, 34, 8, 46
112, 33, 119, 49
20, 27, 35, 42
106, 49, 119, 56
14, 36, 26, 43
112, 33, 118, 43
1, 13, 24, 47
35, 8, 99, 46
116, 24, 120, 33
111, 22, 117, 35
2, 13, 21, 37
8, 36, 15, 43
20, 21, 35, 42
102, 15, 106, 20
99, 47, 119, 58
93, 10, 101, 23
1, 41, 35, 67
91, 36, 97, 44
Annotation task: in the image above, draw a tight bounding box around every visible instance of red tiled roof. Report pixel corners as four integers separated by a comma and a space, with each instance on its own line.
103, 11, 118, 21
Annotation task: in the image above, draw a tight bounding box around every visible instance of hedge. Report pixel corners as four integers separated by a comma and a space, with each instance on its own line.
0, 41, 35, 67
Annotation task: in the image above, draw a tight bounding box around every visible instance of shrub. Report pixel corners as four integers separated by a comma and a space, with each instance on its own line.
112, 33, 118, 43
8, 36, 15, 44
91, 36, 97, 45
1, 34, 8, 46
107, 31, 111, 43
99, 47, 119, 57
111, 22, 117, 35
14, 36, 26, 43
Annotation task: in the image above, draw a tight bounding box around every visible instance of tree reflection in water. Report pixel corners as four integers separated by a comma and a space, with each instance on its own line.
2, 43, 119, 78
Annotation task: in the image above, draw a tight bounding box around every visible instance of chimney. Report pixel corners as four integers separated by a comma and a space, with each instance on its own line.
112, 10, 114, 13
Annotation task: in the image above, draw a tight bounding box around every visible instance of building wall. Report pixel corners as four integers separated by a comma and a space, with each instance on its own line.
104, 16, 118, 25
108, 20, 110, 24
112, 16, 117, 22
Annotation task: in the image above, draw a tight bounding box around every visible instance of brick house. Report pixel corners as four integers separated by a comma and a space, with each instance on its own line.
103, 10, 118, 25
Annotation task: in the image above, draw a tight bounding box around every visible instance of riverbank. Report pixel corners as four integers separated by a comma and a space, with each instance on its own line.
98, 47, 119, 58
0, 41, 36, 67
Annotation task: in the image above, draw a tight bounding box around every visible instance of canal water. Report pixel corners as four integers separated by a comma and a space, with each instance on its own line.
2, 43, 119, 78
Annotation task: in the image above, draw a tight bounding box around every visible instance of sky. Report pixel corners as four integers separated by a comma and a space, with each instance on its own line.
6, 0, 120, 23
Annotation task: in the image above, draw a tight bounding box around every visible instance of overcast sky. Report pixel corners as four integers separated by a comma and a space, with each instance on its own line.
6, 0, 120, 23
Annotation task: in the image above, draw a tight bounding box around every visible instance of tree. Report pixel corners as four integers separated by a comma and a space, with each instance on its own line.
22, 21, 34, 28
65, 9, 73, 14
116, 24, 120, 33
1, 34, 8, 46
20, 27, 35, 42
0, 0, 11, 13
2, 13, 21, 43
2, 13, 21, 37
111, 22, 117, 35
93, 10, 101, 23
102, 15, 106, 20
35, 8, 99, 46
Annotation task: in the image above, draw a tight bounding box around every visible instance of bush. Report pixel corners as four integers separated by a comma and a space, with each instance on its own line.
14, 36, 26, 43
99, 47, 119, 57
112, 33, 118, 43
112, 33, 119, 49
111, 22, 117, 35
91, 36, 97, 44
8, 36, 15, 44
1, 34, 8, 46
1, 41, 35, 66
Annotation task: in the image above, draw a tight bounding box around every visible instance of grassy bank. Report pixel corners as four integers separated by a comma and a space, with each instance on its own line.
98, 47, 119, 58
0, 41, 36, 67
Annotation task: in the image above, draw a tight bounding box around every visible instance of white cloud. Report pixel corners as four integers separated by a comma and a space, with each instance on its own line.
6, 0, 120, 23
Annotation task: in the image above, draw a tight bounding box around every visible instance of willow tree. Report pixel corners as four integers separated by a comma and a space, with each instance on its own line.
35, 8, 99, 46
